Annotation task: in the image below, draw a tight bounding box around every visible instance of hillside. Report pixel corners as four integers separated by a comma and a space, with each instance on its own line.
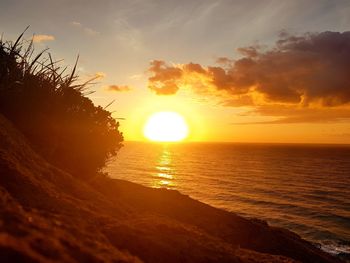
0, 113, 342, 262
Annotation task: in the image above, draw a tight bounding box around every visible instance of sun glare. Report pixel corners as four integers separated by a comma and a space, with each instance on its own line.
143, 112, 189, 142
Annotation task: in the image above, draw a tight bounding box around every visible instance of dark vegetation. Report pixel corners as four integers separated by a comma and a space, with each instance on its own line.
0, 30, 123, 179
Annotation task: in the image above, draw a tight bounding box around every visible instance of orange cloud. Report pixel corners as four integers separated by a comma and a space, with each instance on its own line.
148, 60, 182, 95
32, 34, 55, 43
106, 85, 131, 92
148, 31, 350, 107
95, 72, 106, 79
231, 105, 350, 124
147, 31, 350, 123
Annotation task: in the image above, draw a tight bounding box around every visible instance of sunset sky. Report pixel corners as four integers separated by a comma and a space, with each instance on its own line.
1, 0, 350, 143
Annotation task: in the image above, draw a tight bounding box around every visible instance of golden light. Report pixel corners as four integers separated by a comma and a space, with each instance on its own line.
143, 111, 189, 142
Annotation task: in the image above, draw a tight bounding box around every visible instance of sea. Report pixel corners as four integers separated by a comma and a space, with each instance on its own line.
105, 142, 350, 257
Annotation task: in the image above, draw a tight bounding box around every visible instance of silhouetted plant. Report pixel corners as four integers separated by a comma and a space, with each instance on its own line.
0, 30, 123, 179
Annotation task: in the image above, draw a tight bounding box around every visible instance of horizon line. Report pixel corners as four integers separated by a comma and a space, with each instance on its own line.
123, 140, 350, 146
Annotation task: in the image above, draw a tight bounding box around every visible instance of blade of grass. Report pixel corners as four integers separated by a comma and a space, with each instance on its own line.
10, 26, 29, 55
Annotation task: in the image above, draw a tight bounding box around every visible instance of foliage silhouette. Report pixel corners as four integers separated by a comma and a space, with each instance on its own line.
0, 32, 123, 179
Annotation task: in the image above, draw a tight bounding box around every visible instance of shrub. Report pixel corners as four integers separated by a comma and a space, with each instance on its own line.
0, 31, 123, 179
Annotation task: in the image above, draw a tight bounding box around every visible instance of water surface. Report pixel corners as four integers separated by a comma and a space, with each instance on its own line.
106, 142, 350, 256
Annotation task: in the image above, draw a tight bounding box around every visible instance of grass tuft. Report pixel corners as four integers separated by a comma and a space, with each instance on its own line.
0, 30, 123, 179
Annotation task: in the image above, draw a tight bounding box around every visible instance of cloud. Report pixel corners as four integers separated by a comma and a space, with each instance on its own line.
232, 115, 350, 125
231, 105, 350, 124
84, 28, 99, 36
106, 85, 131, 92
148, 60, 182, 95
148, 31, 350, 108
94, 72, 106, 79
70, 21, 100, 36
129, 74, 143, 80
146, 31, 350, 123
32, 34, 55, 43
71, 21, 82, 27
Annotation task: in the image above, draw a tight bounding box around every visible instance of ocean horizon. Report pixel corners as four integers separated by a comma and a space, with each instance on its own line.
106, 141, 350, 257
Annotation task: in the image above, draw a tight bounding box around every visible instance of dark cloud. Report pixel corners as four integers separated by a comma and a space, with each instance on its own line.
148, 60, 182, 95
184, 63, 206, 74
244, 31, 350, 106
106, 85, 131, 92
147, 31, 350, 107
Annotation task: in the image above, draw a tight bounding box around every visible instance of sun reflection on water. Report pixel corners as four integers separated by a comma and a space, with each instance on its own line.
152, 146, 175, 188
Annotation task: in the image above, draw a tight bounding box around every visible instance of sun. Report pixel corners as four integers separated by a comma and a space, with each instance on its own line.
143, 111, 189, 142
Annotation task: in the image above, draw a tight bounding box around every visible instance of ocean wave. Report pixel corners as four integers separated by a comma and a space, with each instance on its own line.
316, 240, 350, 260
